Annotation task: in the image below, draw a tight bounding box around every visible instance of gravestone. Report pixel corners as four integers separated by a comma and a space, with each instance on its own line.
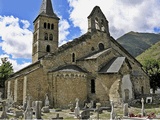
45, 93, 49, 106
0, 92, 2, 102
32, 101, 36, 113
23, 96, 27, 110
24, 95, 33, 119
0, 101, 8, 119
74, 98, 80, 118
141, 98, 145, 116
123, 103, 128, 117
7, 92, 14, 108
14, 110, 23, 118
68, 102, 74, 112
110, 100, 116, 120
42, 93, 50, 113
35, 101, 42, 119
80, 109, 90, 119
96, 103, 101, 119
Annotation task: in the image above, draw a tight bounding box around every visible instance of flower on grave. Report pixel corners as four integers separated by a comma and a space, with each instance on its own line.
147, 112, 156, 119
129, 113, 135, 117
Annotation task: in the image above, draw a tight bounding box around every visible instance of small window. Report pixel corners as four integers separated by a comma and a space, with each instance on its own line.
51, 24, 54, 30
99, 43, 104, 50
44, 22, 47, 29
91, 47, 95, 51
91, 79, 95, 93
48, 23, 50, 29
72, 53, 76, 62
141, 86, 144, 94
44, 33, 48, 40
49, 34, 53, 40
46, 45, 50, 52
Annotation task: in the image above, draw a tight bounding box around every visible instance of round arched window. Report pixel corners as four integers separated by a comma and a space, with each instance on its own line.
99, 43, 104, 50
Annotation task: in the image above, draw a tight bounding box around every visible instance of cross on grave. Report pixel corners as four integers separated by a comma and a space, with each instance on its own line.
36, 84, 43, 100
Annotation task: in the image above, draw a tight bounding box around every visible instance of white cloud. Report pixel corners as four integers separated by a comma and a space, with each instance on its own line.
67, 0, 160, 39
0, 54, 31, 72
0, 16, 32, 58
59, 18, 70, 46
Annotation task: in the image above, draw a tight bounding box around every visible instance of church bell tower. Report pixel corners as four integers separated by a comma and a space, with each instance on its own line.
32, 0, 60, 63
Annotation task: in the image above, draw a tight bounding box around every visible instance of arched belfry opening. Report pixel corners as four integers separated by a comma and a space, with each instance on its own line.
87, 6, 110, 35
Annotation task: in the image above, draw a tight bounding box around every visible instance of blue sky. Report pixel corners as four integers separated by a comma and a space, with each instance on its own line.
0, 0, 160, 72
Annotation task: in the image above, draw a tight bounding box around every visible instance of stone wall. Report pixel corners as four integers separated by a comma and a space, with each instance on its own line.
48, 71, 88, 108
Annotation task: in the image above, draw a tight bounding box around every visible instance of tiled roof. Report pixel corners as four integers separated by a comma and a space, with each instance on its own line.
39, 0, 59, 19
84, 48, 111, 60
49, 65, 88, 73
99, 57, 125, 73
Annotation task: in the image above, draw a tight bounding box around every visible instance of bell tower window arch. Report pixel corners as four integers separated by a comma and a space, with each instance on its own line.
44, 33, 48, 40
49, 34, 53, 40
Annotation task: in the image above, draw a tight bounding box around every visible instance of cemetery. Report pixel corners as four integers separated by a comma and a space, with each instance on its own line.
1, 0, 159, 120
0, 92, 160, 119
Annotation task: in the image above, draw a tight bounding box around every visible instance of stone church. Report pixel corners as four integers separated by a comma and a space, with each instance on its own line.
5, 0, 150, 108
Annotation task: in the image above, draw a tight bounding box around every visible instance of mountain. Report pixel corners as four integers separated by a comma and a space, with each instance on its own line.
136, 41, 160, 63
116, 31, 160, 57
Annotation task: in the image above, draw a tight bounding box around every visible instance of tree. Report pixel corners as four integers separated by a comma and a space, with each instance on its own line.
142, 58, 160, 93
0, 57, 14, 88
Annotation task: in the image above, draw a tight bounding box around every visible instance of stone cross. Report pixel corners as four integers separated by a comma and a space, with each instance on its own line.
141, 98, 145, 116
74, 98, 80, 118
110, 100, 116, 120
24, 95, 33, 119
0, 101, 8, 119
45, 93, 49, 106
123, 103, 128, 117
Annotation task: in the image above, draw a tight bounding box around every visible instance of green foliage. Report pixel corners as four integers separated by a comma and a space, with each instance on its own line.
142, 58, 160, 93
117, 31, 160, 57
0, 57, 13, 88
136, 41, 160, 62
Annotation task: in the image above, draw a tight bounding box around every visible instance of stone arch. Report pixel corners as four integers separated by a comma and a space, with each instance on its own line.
48, 23, 50, 29
49, 34, 53, 40
44, 22, 47, 29
44, 33, 48, 40
98, 43, 104, 50
51, 23, 54, 30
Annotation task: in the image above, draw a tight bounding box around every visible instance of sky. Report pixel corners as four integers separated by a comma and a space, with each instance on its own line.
0, 0, 160, 72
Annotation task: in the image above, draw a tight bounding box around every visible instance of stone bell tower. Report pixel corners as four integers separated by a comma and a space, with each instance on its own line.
87, 6, 110, 36
32, 0, 60, 63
